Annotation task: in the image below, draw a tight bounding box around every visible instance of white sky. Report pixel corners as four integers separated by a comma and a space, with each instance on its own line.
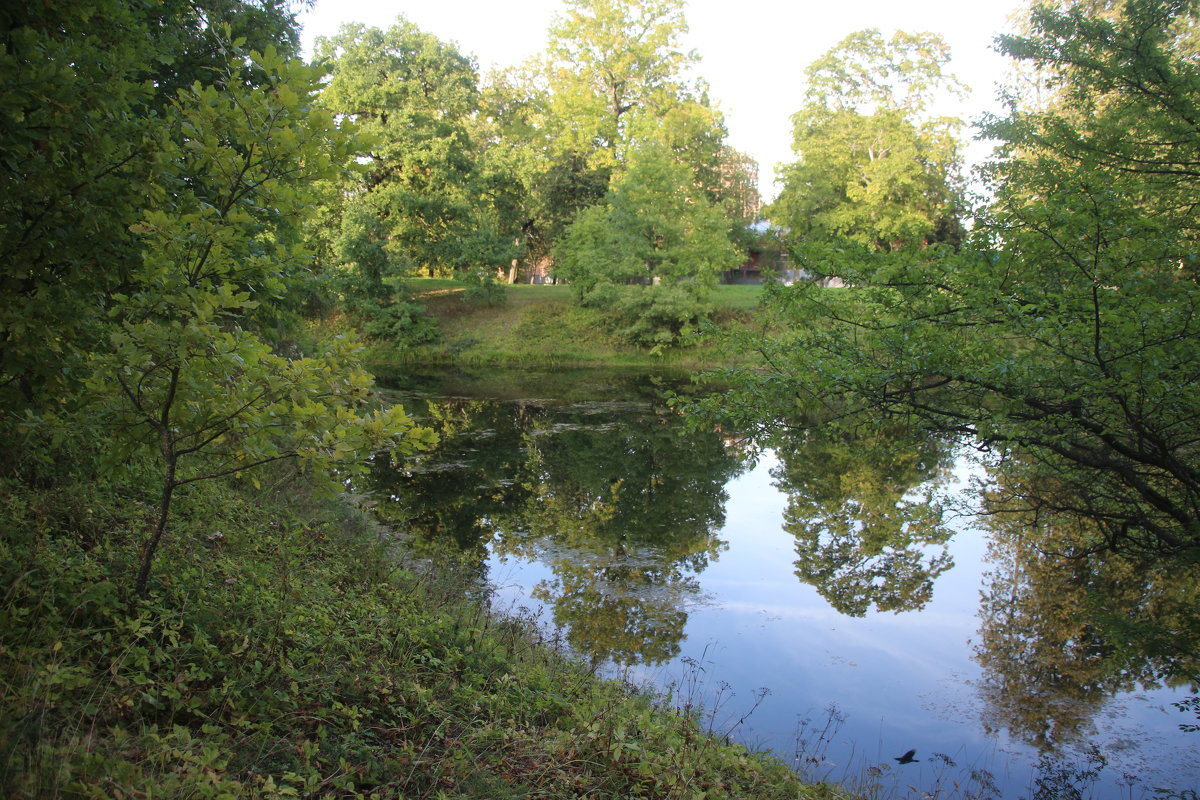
297, 0, 1028, 201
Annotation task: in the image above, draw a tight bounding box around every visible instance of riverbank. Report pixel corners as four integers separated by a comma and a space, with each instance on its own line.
359, 279, 764, 370
0, 448, 845, 798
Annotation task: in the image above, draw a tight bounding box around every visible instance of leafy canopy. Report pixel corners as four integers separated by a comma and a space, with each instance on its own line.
553, 140, 740, 294
707, 0, 1200, 557
315, 18, 518, 289
543, 0, 697, 167
769, 29, 966, 251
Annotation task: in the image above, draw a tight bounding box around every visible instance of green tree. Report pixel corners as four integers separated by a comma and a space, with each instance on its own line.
0, 0, 302, 419
543, 0, 696, 168
552, 138, 740, 346
554, 140, 740, 292
529, 149, 613, 264
314, 18, 516, 294
83, 50, 435, 598
769, 30, 966, 251
700, 0, 1200, 557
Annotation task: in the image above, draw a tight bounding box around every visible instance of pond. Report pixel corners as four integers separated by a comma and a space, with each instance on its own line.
368, 367, 1199, 798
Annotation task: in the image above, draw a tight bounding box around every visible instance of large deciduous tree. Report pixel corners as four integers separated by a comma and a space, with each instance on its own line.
314, 18, 517, 295
770, 29, 966, 251
553, 140, 740, 293
543, 0, 696, 168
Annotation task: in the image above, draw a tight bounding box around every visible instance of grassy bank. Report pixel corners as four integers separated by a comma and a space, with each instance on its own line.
0, 449, 844, 799
362, 280, 765, 370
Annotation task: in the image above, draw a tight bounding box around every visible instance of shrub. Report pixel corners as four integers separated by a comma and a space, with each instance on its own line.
583, 283, 715, 348
460, 269, 508, 307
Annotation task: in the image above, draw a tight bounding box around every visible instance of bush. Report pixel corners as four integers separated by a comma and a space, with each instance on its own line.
582, 283, 715, 348
460, 269, 508, 307
345, 292, 441, 346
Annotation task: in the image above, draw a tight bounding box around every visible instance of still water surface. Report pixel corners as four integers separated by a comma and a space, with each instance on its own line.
371, 368, 1198, 798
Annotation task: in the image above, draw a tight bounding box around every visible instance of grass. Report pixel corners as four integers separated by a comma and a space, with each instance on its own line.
363, 279, 765, 370
0, 448, 848, 799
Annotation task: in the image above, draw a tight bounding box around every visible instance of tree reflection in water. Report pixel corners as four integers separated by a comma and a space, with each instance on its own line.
368, 373, 1200, 788
975, 484, 1200, 751
768, 423, 957, 615
491, 401, 745, 665
370, 382, 745, 666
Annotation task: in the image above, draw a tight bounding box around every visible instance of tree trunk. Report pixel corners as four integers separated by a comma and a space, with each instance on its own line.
135, 366, 181, 600
135, 455, 176, 599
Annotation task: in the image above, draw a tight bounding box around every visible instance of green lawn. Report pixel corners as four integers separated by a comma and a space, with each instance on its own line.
378, 279, 764, 369
404, 278, 763, 311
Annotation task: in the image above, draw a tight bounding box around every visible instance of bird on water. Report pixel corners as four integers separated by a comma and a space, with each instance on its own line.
894, 749, 919, 764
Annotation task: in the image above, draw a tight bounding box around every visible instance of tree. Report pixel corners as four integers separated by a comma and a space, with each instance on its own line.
701, 0, 1200, 557
528, 149, 613, 264
554, 140, 740, 293
543, 0, 696, 168
83, 49, 435, 598
314, 18, 517, 293
551, 138, 740, 345
0, 0, 303, 420
769, 30, 966, 251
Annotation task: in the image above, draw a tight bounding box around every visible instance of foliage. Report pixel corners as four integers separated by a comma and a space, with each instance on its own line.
0, 0, 302, 419
0, 463, 830, 800
72, 49, 436, 597
314, 18, 518, 287
528, 149, 614, 261
1175, 695, 1200, 733
461, 269, 509, 307
543, 0, 697, 167
554, 141, 740, 295
525, 0, 742, 283
583, 284, 718, 348
704, 0, 1200, 557
344, 284, 442, 347
769, 29, 966, 251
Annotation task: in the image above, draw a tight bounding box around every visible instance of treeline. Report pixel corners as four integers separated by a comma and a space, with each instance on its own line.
307, 0, 761, 347
5, 0, 1200, 631
0, 0, 765, 464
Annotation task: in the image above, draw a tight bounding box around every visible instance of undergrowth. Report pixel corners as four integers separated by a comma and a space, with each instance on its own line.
0, 456, 840, 799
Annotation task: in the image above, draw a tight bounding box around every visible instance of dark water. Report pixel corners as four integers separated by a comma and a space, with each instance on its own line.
369, 368, 1200, 798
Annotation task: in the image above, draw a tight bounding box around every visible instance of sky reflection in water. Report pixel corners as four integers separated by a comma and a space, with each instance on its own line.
374, 371, 1199, 798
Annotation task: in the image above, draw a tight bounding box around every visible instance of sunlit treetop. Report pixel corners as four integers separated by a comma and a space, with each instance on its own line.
802, 28, 967, 116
